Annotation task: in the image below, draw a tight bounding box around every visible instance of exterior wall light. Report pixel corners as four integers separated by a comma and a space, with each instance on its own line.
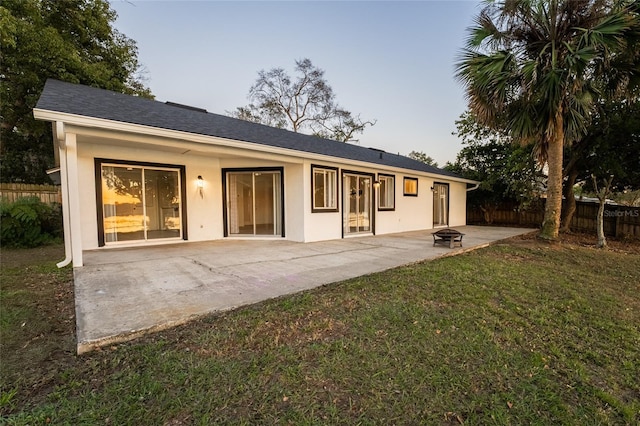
373, 180, 381, 189
197, 175, 204, 198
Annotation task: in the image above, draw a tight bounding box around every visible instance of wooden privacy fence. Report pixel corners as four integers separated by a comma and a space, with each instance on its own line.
468, 199, 640, 238
0, 183, 62, 205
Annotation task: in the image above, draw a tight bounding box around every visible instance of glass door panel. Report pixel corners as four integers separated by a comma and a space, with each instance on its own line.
359, 176, 371, 231
228, 173, 254, 235
102, 166, 144, 243
433, 183, 449, 227
254, 172, 275, 235
343, 174, 372, 235
101, 165, 181, 243
145, 169, 181, 240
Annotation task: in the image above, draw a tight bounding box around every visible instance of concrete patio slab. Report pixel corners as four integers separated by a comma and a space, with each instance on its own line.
73, 226, 535, 353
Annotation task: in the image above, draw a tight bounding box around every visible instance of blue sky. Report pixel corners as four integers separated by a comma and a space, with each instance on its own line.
109, 0, 482, 166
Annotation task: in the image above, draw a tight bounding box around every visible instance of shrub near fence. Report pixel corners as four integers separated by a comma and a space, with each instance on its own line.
467, 199, 640, 238
0, 183, 62, 205
0, 196, 63, 247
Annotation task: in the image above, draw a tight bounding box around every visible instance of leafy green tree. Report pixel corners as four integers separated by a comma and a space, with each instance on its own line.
407, 151, 438, 167
447, 112, 544, 224
456, 0, 639, 240
575, 101, 640, 246
561, 100, 640, 231
0, 0, 152, 184
230, 58, 375, 142
612, 190, 640, 207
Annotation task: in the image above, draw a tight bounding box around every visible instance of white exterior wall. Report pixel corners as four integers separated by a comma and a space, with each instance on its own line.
448, 181, 468, 227
375, 175, 431, 235
301, 164, 470, 242
303, 161, 342, 242
371, 176, 467, 234
77, 139, 223, 250
217, 158, 305, 242
68, 131, 471, 252
284, 164, 305, 242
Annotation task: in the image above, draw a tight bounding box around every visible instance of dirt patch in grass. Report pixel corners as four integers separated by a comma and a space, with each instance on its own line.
506, 229, 640, 254
0, 244, 65, 268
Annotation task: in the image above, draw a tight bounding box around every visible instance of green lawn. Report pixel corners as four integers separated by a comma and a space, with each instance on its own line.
1, 237, 639, 425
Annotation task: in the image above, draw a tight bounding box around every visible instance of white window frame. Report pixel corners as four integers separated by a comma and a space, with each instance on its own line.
312, 165, 338, 212
378, 174, 395, 210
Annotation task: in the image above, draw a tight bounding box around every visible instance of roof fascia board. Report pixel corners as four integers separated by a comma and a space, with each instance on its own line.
34, 108, 478, 184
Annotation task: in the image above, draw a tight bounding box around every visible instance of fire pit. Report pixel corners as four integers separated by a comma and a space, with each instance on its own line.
432, 228, 465, 249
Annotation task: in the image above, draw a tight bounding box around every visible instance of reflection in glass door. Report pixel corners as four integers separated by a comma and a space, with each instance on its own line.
101, 165, 181, 243
433, 183, 449, 227
343, 174, 372, 235
227, 171, 282, 236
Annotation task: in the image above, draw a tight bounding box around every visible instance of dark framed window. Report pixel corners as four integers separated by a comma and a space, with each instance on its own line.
312, 165, 338, 212
403, 177, 418, 196
95, 158, 187, 247
378, 174, 395, 210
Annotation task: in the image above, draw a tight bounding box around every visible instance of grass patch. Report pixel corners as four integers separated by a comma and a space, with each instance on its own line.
1, 238, 639, 424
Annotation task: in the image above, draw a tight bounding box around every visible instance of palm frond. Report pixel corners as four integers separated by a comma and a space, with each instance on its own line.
457, 0, 638, 147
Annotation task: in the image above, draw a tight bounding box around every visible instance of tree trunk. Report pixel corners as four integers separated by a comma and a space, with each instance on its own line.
560, 167, 578, 233
540, 120, 564, 240
596, 200, 607, 248
480, 204, 495, 224
592, 174, 614, 249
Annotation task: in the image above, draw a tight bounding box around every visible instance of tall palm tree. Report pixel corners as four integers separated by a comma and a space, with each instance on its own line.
456, 0, 639, 240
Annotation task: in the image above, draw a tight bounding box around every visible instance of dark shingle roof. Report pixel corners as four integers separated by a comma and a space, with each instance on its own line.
36, 79, 463, 179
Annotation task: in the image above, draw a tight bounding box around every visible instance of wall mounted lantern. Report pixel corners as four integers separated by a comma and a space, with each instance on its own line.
197, 175, 204, 198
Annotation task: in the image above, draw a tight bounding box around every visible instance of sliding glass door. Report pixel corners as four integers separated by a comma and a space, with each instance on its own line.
101, 164, 182, 243
343, 173, 372, 235
226, 170, 282, 236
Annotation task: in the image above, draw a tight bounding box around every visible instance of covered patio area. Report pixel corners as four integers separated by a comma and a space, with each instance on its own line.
74, 226, 535, 353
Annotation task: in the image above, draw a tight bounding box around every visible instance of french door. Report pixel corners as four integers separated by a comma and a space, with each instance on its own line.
225, 170, 283, 236
433, 182, 449, 227
100, 163, 182, 244
343, 173, 373, 235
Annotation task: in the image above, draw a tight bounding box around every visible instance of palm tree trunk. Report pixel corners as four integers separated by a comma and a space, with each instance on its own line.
540, 120, 564, 240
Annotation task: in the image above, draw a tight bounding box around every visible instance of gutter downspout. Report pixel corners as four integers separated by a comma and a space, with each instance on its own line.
55, 122, 73, 268
467, 183, 480, 192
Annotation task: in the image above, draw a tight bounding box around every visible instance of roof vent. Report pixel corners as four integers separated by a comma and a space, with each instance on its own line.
165, 101, 207, 113
367, 147, 386, 153
368, 147, 385, 159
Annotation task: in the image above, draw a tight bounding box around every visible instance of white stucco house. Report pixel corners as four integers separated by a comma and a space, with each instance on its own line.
34, 79, 478, 268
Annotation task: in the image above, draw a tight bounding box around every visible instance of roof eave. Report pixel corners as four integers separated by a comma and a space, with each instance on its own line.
33, 107, 478, 184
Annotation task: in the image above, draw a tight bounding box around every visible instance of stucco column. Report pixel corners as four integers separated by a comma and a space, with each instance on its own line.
65, 132, 84, 267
